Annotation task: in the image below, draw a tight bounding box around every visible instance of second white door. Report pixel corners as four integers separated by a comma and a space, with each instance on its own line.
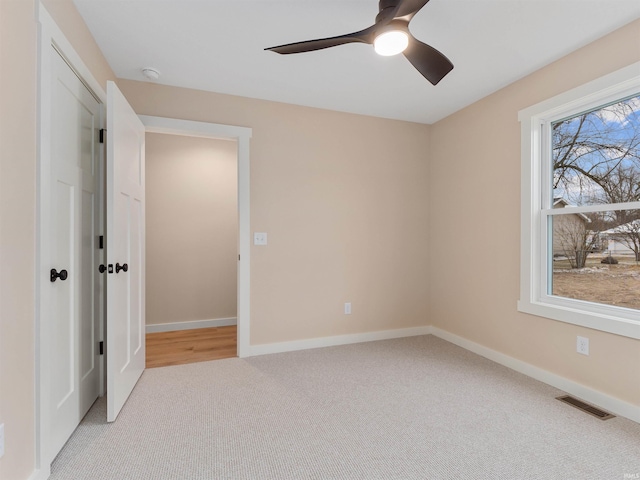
106, 81, 146, 422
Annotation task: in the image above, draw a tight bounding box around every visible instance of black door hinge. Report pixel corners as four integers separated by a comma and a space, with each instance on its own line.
99, 129, 106, 144
99, 341, 104, 355
99, 235, 104, 249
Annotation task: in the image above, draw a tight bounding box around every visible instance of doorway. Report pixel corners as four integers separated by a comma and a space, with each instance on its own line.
144, 133, 239, 367
139, 116, 252, 359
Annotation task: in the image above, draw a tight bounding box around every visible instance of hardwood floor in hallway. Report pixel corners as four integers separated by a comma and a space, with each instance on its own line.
146, 325, 237, 368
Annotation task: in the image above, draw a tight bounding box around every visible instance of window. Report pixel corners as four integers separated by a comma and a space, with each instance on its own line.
518, 62, 640, 339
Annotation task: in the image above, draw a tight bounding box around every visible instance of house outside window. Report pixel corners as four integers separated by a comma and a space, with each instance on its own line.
518, 62, 640, 339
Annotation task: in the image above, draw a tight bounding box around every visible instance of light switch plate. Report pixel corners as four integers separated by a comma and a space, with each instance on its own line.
254, 232, 268, 246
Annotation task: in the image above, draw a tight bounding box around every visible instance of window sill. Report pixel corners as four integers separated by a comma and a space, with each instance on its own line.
517, 299, 640, 339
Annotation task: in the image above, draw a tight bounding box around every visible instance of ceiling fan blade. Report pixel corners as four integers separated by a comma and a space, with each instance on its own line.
266, 27, 376, 55
394, 0, 431, 19
403, 36, 453, 85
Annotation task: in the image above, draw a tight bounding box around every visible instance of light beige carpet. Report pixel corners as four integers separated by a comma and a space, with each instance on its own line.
50, 335, 640, 479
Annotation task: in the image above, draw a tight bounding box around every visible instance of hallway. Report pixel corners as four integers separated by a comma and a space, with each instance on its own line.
145, 326, 237, 368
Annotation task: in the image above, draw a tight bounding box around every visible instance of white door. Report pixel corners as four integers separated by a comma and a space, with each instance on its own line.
106, 81, 146, 422
49, 48, 101, 455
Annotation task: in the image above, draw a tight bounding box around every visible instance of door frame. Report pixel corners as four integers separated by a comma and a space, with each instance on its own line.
36, 4, 107, 476
140, 115, 252, 358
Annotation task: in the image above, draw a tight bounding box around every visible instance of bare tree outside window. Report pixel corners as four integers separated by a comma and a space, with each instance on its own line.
550, 94, 640, 310
553, 96, 640, 208
553, 216, 598, 268
604, 217, 640, 262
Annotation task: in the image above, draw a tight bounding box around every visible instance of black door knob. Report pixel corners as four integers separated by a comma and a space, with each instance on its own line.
99, 264, 107, 273
50, 268, 68, 282
116, 263, 129, 273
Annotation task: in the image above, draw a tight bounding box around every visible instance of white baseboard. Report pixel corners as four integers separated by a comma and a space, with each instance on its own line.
146, 317, 237, 333
28, 466, 50, 480
246, 326, 433, 357
430, 326, 640, 423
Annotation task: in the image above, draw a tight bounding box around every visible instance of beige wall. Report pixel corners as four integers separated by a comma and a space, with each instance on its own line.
428, 19, 640, 407
0, 0, 114, 478
2, 1, 638, 478
0, 2, 37, 478
118, 80, 432, 344
146, 133, 238, 326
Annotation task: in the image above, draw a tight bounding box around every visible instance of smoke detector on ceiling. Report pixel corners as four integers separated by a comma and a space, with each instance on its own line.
142, 68, 160, 81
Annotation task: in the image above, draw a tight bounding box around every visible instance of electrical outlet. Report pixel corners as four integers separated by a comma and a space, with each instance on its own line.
577, 336, 589, 356
344, 302, 352, 315
253, 232, 268, 246
0, 423, 5, 458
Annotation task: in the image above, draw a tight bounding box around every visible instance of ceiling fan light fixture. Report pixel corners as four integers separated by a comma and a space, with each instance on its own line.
374, 30, 409, 56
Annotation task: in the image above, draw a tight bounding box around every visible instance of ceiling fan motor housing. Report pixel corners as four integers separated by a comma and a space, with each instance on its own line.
376, 0, 401, 23
376, 19, 410, 36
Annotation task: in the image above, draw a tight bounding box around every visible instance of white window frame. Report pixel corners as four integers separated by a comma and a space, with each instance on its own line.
518, 61, 640, 340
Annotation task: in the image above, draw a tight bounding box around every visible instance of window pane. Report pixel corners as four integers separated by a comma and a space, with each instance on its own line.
552, 95, 640, 207
550, 212, 640, 310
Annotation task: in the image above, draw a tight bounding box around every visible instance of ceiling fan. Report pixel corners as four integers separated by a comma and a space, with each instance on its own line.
265, 0, 453, 86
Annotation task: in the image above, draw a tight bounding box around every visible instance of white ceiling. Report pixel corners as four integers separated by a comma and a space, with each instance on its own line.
73, 0, 640, 125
